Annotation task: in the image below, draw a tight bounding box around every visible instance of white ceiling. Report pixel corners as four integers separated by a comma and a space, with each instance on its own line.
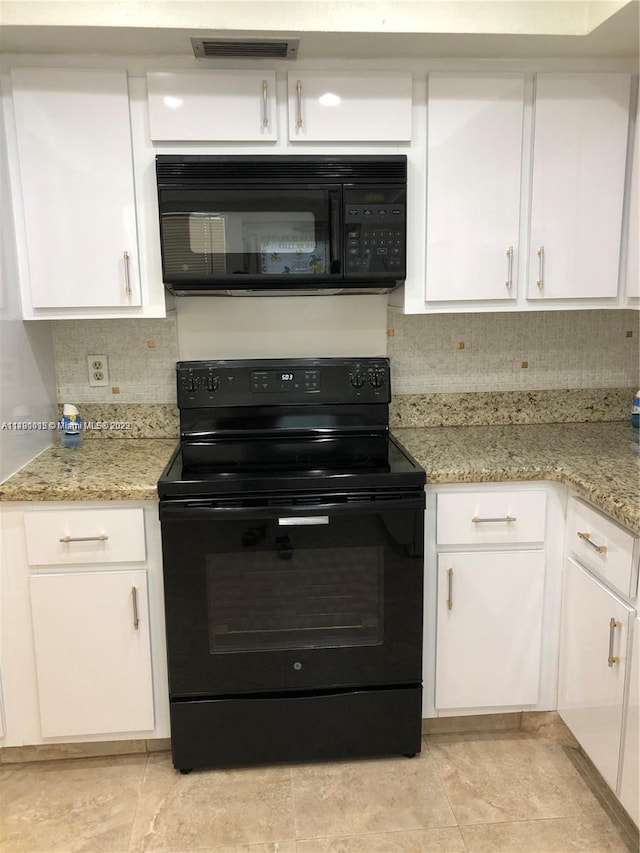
0, 0, 638, 59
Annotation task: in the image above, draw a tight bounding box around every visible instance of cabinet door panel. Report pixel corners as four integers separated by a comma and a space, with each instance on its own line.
558, 558, 633, 791
288, 72, 412, 141
435, 550, 544, 709
147, 70, 277, 141
528, 73, 631, 300
426, 73, 524, 302
619, 616, 639, 825
30, 569, 154, 737
11, 68, 141, 309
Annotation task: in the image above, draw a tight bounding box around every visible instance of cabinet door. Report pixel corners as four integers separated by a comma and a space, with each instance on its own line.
288, 72, 412, 141
435, 550, 545, 709
528, 73, 631, 300
10, 67, 141, 309
626, 95, 639, 302
147, 70, 277, 141
29, 569, 154, 737
426, 73, 524, 302
619, 615, 639, 825
558, 557, 634, 791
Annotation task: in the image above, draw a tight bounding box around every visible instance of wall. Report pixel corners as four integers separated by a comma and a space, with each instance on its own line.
52, 303, 639, 406
0, 94, 57, 483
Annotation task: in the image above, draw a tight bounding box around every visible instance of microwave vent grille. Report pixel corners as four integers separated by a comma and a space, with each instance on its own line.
156, 157, 407, 185
191, 38, 299, 60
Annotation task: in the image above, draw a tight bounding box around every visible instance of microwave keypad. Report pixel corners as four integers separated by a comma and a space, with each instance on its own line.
344, 204, 406, 274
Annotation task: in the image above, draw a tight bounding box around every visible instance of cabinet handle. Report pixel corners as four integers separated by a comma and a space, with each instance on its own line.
261, 79, 269, 128
577, 531, 607, 554
123, 251, 132, 295
608, 617, 622, 666
505, 246, 514, 288
536, 246, 544, 289
296, 79, 303, 128
59, 534, 108, 543
472, 515, 517, 524
131, 586, 140, 630
446, 568, 453, 610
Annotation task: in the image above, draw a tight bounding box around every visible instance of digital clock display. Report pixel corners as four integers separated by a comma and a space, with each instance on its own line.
281, 373, 294, 381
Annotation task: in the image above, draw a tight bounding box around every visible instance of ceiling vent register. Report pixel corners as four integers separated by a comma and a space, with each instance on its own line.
191, 38, 299, 59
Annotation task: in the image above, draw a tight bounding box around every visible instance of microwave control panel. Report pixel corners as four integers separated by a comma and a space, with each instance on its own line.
343, 188, 406, 277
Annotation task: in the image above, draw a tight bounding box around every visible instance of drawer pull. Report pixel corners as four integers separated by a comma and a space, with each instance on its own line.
608, 617, 622, 666
131, 586, 140, 630
59, 534, 108, 543
296, 79, 303, 128
261, 78, 269, 128
446, 568, 453, 611
472, 515, 516, 524
577, 531, 607, 554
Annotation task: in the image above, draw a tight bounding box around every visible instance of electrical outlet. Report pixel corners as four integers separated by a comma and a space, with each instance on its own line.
87, 355, 109, 387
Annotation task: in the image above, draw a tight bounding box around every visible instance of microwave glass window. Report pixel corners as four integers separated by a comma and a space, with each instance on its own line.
160, 190, 331, 278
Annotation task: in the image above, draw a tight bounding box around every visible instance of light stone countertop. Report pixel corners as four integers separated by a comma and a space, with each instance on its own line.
0, 424, 638, 534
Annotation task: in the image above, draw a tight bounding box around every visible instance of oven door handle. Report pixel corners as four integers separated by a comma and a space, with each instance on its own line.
278, 516, 329, 526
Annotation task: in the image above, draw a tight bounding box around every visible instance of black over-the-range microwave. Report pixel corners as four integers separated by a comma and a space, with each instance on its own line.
155, 155, 407, 296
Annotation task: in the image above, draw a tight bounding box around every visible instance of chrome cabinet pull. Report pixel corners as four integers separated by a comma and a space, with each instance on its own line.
295, 79, 303, 128
446, 568, 453, 611
472, 515, 516, 524
123, 251, 132, 295
278, 516, 329, 526
59, 534, 108, 543
131, 586, 140, 630
261, 79, 269, 128
608, 617, 622, 666
505, 246, 514, 288
577, 531, 607, 554
536, 246, 544, 289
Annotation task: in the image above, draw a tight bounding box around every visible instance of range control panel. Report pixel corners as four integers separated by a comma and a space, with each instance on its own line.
177, 358, 391, 408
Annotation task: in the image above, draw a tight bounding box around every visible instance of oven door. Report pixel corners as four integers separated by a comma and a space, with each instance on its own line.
159, 492, 424, 698
158, 185, 342, 291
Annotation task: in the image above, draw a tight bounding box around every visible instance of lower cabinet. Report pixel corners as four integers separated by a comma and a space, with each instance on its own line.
435, 551, 545, 709
619, 616, 639, 825
558, 557, 634, 792
29, 569, 154, 738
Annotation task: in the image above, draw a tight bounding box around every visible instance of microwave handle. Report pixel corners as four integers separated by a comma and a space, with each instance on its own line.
329, 190, 342, 274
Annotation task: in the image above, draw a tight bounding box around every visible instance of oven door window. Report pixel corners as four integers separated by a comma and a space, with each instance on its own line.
159, 189, 335, 278
207, 545, 383, 654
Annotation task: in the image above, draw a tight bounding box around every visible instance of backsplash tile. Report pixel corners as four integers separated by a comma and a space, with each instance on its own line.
387, 308, 640, 393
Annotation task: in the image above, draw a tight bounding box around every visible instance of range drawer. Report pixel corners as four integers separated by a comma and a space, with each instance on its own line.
566, 497, 638, 598
437, 490, 547, 545
24, 507, 145, 565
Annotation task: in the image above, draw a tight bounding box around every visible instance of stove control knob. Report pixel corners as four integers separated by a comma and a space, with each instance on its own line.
206, 375, 220, 393
349, 372, 365, 389
184, 375, 198, 393
370, 369, 387, 389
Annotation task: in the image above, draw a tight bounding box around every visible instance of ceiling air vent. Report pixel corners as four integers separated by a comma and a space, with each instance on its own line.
191, 38, 299, 60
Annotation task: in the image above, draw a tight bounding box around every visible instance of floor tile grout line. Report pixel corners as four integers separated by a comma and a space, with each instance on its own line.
422, 732, 468, 839
125, 751, 151, 853
289, 764, 301, 843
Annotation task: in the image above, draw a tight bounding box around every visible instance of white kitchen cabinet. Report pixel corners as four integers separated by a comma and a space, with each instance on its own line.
425, 73, 524, 302
10, 68, 143, 314
435, 550, 545, 709
287, 72, 412, 142
29, 569, 154, 738
625, 93, 639, 303
619, 615, 639, 826
558, 557, 634, 792
528, 73, 631, 301
146, 70, 277, 141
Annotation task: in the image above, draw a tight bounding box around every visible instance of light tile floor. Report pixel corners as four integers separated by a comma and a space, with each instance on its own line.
0, 731, 636, 852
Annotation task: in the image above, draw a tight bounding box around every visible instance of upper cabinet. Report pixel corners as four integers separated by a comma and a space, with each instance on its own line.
625, 92, 639, 303
147, 70, 277, 142
425, 73, 524, 302
528, 73, 631, 301
8, 67, 165, 319
287, 72, 412, 142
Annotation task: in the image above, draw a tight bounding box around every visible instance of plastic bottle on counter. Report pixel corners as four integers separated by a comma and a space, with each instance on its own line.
60, 403, 83, 447
632, 391, 640, 428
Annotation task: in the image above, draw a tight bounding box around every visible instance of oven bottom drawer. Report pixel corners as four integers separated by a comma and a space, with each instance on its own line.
169, 686, 422, 771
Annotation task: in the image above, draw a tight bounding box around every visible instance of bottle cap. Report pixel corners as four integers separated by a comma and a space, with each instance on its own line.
62, 404, 79, 416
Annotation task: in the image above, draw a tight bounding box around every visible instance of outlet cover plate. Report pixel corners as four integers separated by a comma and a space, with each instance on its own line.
88, 355, 109, 387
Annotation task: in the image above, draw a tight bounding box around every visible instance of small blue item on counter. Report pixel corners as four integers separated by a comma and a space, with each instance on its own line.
633, 391, 640, 428
61, 403, 83, 447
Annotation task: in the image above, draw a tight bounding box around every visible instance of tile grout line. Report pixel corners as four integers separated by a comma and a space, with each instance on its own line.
422, 734, 471, 851
125, 751, 151, 853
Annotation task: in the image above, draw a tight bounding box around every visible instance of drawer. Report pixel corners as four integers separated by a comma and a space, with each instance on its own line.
24, 508, 145, 565
437, 490, 547, 545
566, 497, 638, 598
